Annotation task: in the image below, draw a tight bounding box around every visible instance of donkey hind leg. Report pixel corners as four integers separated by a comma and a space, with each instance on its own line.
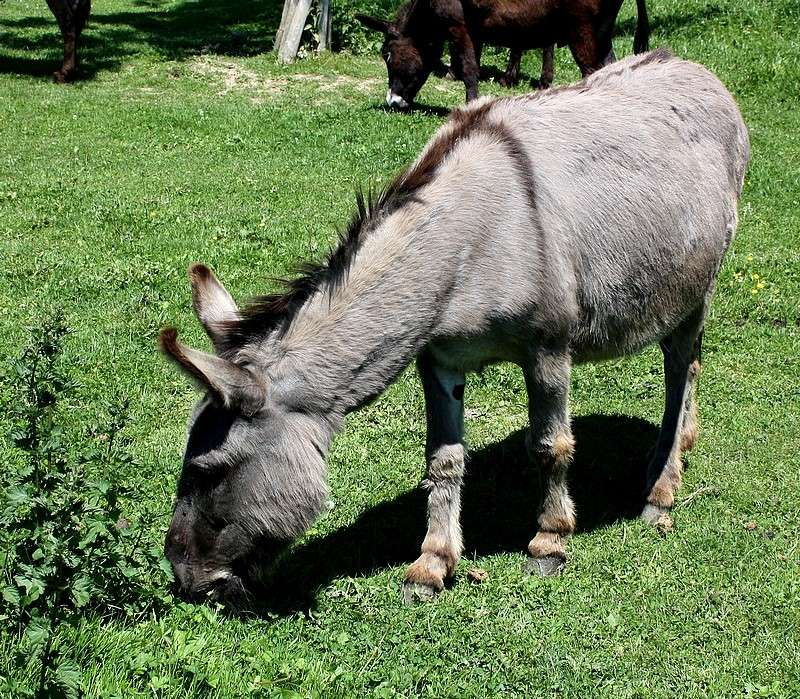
403, 351, 465, 603
538, 44, 555, 89
523, 349, 575, 577
499, 48, 523, 87
680, 332, 702, 452
641, 315, 705, 525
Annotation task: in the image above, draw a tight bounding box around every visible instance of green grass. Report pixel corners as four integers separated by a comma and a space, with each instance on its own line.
1, 0, 799, 695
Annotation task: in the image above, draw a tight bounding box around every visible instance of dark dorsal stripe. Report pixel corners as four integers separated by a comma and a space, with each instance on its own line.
226, 101, 496, 346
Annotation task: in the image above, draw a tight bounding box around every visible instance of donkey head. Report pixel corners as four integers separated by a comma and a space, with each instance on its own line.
356, 12, 440, 109
160, 264, 330, 605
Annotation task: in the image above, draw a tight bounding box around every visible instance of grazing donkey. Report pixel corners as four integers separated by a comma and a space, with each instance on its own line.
357, 0, 649, 108
160, 50, 749, 605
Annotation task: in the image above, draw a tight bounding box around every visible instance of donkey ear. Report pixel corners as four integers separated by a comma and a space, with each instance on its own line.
188, 263, 239, 353
355, 13, 390, 34
159, 328, 266, 416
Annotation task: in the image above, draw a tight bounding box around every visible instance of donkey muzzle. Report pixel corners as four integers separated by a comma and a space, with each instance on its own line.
386, 90, 410, 110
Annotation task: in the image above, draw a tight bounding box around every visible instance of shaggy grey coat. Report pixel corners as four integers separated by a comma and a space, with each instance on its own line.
160, 49, 749, 603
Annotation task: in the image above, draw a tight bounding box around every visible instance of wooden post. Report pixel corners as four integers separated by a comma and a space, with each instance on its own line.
274, 0, 293, 55
318, 0, 332, 53
275, 0, 313, 63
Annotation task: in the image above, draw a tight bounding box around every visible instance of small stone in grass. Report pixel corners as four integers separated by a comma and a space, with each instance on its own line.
467, 568, 488, 584
744, 521, 757, 531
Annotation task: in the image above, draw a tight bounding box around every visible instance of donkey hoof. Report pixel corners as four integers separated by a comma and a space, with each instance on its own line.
402, 582, 439, 604
524, 554, 566, 577
641, 504, 674, 531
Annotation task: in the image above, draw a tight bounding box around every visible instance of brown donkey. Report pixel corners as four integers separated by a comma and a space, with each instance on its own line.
160, 51, 748, 605
357, 0, 650, 107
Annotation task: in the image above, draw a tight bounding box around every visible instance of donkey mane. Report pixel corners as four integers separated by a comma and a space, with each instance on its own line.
225, 192, 374, 345
224, 50, 685, 348
226, 102, 496, 346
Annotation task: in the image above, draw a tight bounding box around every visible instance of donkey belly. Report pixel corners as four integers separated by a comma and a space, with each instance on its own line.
566, 222, 730, 362
478, 9, 561, 48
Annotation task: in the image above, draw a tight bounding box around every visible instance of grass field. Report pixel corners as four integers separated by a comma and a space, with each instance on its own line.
1, 0, 799, 695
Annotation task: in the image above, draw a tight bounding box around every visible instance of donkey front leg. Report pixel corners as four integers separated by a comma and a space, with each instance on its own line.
403, 351, 465, 603
523, 349, 575, 577
448, 26, 480, 102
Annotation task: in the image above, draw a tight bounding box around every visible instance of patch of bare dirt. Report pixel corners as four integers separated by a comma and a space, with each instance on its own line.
187, 58, 381, 103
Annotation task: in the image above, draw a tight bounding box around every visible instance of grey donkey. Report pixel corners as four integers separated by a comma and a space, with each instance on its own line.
160, 49, 749, 605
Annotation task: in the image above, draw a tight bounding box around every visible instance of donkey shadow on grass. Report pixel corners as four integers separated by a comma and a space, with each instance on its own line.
251, 413, 659, 616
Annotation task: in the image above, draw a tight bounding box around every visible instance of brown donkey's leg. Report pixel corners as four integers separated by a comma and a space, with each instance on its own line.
46, 0, 90, 83
642, 315, 705, 526
403, 351, 465, 603
539, 44, 555, 89
499, 48, 523, 87
448, 26, 480, 102
523, 349, 575, 577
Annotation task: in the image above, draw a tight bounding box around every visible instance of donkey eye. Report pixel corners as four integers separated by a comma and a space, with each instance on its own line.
188, 455, 229, 474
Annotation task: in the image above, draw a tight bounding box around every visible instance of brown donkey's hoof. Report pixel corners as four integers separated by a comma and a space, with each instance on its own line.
402, 581, 439, 604
524, 554, 566, 577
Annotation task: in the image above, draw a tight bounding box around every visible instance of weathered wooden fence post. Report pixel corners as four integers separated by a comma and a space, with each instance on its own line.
318, 0, 332, 53
275, 0, 314, 63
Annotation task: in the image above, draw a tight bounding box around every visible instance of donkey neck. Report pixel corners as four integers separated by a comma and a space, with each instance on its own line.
265, 205, 443, 420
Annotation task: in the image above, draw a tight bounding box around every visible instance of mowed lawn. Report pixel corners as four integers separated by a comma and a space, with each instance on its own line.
1, 0, 799, 695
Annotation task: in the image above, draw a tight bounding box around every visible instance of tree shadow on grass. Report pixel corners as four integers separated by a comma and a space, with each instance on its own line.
0, 0, 286, 80
251, 413, 657, 616
615, 3, 724, 41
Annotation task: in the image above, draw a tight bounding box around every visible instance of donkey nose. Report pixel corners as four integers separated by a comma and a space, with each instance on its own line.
169, 562, 195, 599
386, 90, 409, 109
164, 525, 194, 593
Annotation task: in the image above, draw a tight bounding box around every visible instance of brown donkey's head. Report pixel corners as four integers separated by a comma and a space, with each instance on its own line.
356, 11, 441, 109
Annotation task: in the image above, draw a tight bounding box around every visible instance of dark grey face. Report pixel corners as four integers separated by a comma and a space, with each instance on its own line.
164, 392, 332, 605
165, 399, 282, 602
382, 34, 432, 109
160, 264, 331, 606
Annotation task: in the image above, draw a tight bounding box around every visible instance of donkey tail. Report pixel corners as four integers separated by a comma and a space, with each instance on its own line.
634, 0, 650, 53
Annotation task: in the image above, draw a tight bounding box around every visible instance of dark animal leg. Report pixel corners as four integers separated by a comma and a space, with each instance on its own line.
634, 0, 651, 53
523, 349, 575, 577
568, 26, 608, 76
680, 333, 702, 452
403, 350, 465, 603
537, 44, 555, 89
474, 40, 485, 79
434, 57, 454, 79
436, 44, 459, 80
499, 48, 522, 87
641, 313, 705, 526
46, 0, 91, 83
448, 26, 480, 102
